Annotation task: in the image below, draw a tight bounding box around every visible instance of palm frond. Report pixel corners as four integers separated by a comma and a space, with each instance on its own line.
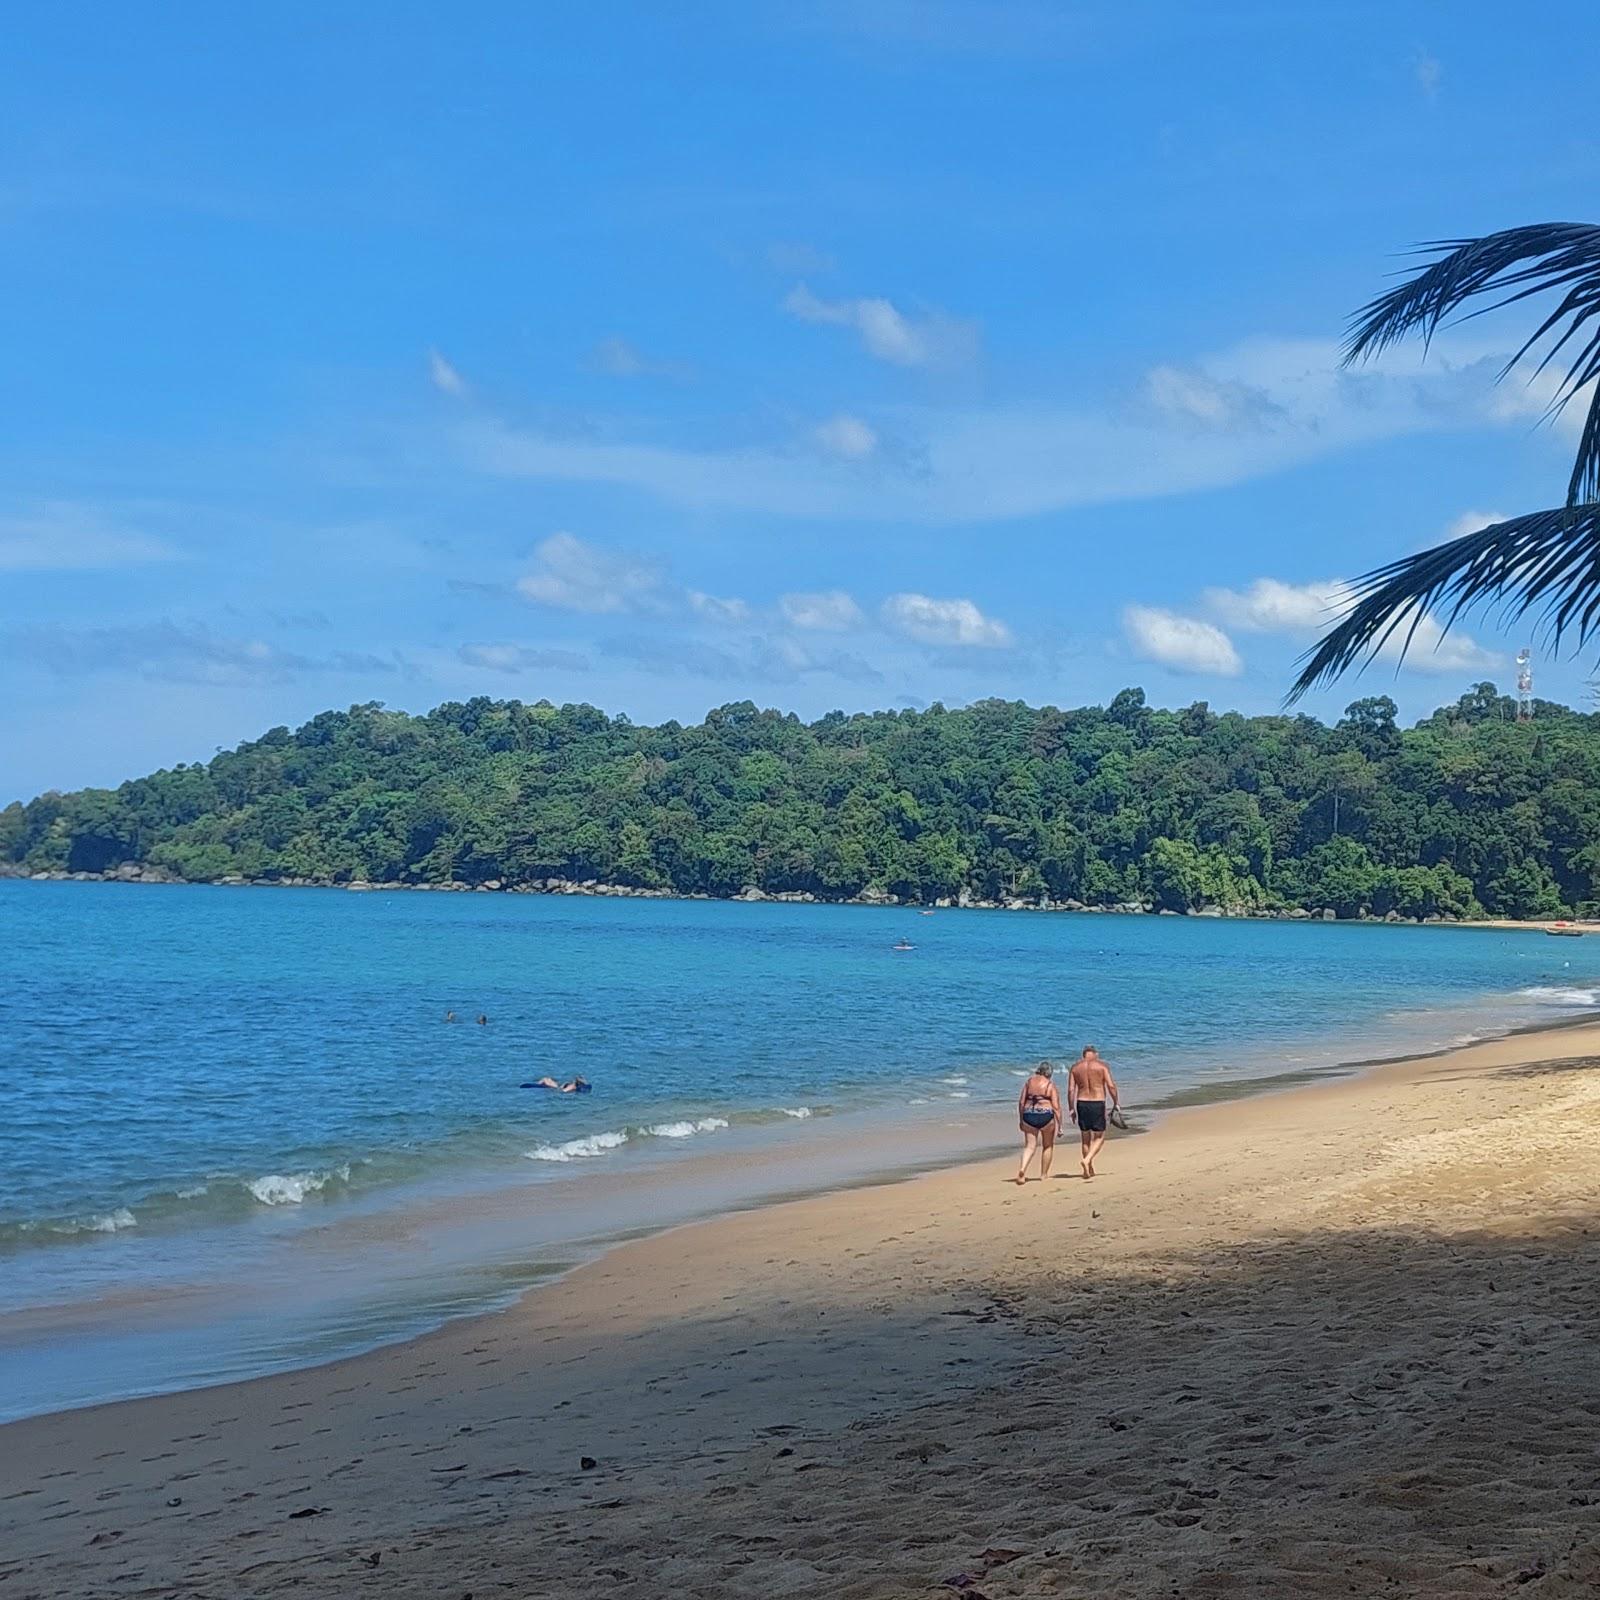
1289, 504, 1600, 701
1346, 223, 1600, 504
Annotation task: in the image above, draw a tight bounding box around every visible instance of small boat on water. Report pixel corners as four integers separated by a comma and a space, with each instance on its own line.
892, 938, 915, 952
1547, 927, 1585, 937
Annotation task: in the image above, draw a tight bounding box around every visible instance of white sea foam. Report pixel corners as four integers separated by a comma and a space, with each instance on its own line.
779, 1106, 813, 1119
176, 1184, 209, 1200
85, 1208, 138, 1233
644, 1117, 730, 1139
940, 1075, 969, 1085
526, 1130, 630, 1162
245, 1165, 349, 1206
947, 1090, 971, 1099
17, 1207, 140, 1237
1518, 985, 1600, 1007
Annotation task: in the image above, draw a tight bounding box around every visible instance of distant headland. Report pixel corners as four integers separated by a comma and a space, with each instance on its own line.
6, 683, 1598, 923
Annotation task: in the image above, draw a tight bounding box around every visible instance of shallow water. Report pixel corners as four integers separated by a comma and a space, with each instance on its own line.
2, 881, 1594, 1418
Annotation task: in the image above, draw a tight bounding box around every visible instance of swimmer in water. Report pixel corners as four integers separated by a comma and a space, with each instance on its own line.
523, 1076, 592, 1094
476, 1014, 488, 1026
445, 1010, 458, 1023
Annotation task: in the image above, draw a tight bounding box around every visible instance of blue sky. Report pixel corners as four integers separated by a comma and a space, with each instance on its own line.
4, 1, 1598, 800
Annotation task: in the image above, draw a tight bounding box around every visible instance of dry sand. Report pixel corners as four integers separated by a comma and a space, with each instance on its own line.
6, 1023, 1600, 1598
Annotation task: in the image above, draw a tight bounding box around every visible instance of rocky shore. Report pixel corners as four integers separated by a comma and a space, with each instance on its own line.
0, 857, 1524, 926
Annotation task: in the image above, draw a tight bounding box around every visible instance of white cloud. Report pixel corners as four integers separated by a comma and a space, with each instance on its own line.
513, 535, 750, 626
782, 283, 978, 368
1205, 577, 1352, 633
1443, 508, 1508, 540
428, 349, 468, 397
1144, 364, 1285, 431
780, 589, 865, 631
881, 592, 1012, 648
515, 532, 667, 615
1415, 50, 1442, 99
457, 642, 589, 674
1486, 364, 1594, 441
813, 413, 880, 461
688, 590, 753, 625
463, 333, 1557, 526
0, 503, 176, 572
756, 632, 883, 684
1376, 614, 1500, 675
1123, 605, 1243, 676
1203, 573, 1500, 675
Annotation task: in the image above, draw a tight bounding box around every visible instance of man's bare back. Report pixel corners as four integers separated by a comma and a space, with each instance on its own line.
1066, 1046, 1119, 1178
1068, 1057, 1113, 1101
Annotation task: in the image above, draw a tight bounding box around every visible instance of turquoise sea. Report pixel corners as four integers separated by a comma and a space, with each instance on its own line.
2, 880, 1596, 1421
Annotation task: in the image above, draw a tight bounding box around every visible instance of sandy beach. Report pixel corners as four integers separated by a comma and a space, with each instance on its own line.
6, 1022, 1600, 1599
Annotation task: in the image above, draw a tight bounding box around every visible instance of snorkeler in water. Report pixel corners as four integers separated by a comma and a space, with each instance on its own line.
522, 1075, 592, 1094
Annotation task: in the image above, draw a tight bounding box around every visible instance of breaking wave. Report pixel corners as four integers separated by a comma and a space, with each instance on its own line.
526, 1130, 630, 1163
4, 1206, 140, 1243
1518, 985, 1600, 1007
86, 1208, 138, 1232
244, 1165, 352, 1206
643, 1117, 729, 1139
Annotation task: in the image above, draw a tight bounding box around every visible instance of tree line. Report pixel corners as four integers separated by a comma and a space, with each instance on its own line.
5, 683, 1599, 919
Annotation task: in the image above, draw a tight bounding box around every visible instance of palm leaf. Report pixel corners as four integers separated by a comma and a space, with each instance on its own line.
1296, 224, 1600, 695
1290, 504, 1600, 700
1347, 222, 1600, 504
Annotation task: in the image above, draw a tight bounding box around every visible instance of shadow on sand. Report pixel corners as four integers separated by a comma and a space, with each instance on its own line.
35, 1211, 1595, 1600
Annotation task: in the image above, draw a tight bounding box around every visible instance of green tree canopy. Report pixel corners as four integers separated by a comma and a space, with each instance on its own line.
7, 687, 1598, 919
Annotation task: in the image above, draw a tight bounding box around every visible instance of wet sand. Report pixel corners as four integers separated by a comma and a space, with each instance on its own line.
6, 1022, 1600, 1598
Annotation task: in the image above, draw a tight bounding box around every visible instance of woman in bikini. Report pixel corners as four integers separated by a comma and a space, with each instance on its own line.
1014, 1061, 1062, 1185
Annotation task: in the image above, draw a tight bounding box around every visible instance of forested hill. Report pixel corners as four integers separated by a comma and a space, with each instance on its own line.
5, 684, 1599, 919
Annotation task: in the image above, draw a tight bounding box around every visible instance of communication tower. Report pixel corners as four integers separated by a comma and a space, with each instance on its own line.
1516, 648, 1534, 722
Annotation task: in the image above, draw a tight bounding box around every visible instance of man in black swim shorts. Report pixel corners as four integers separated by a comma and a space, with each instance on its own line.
1076, 1098, 1108, 1134
1067, 1045, 1120, 1180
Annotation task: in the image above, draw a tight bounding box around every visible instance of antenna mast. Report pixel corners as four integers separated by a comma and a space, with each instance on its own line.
1516, 648, 1533, 722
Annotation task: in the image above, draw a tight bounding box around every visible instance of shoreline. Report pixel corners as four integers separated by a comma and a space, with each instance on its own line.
6, 867, 1597, 930
3, 985, 1587, 1427
8, 1012, 1600, 1595
5, 985, 1587, 1427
